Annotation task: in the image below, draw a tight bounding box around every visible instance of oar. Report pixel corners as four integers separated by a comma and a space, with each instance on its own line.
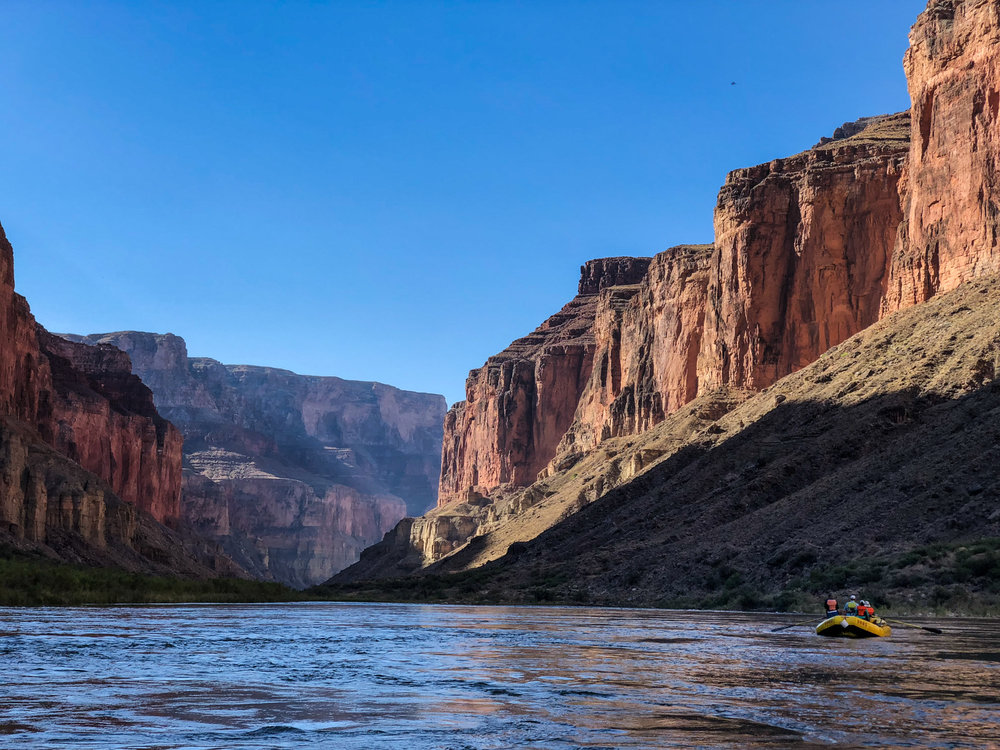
770, 617, 822, 632
885, 618, 943, 635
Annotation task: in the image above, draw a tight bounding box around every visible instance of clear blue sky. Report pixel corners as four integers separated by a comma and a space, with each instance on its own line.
1, 1, 924, 406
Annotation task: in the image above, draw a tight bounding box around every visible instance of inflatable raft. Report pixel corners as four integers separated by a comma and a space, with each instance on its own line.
816, 615, 891, 638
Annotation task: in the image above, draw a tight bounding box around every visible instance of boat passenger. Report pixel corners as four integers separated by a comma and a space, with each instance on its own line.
825, 595, 838, 616
844, 595, 859, 617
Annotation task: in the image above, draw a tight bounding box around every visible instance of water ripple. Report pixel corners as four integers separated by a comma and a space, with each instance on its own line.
0, 604, 996, 748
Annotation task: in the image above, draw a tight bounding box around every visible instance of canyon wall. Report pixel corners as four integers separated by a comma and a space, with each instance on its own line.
355, 0, 1000, 578
0, 223, 182, 530
883, 0, 1000, 313
0, 222, 220, 573
698, 112, 909, 391
556, 244, 713, 459
36, 331, 183, 522
63, 331, 447, 587
438, 114, 911, 512
437, 257, 651, 506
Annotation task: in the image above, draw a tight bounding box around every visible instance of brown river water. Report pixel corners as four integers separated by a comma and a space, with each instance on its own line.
0, 603, 997, 748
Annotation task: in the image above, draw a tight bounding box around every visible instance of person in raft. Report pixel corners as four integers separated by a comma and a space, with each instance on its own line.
825, 595, 839, 616
860, 600, 878, 621
844, 595, 860, 617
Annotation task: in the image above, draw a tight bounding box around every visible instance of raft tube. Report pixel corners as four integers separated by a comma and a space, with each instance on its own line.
816, 615, 891, 638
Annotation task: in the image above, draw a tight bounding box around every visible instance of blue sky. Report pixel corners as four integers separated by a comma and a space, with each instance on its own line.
1, 1, 924, 405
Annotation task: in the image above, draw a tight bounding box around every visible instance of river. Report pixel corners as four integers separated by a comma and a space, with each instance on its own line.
0, 603, 996, 748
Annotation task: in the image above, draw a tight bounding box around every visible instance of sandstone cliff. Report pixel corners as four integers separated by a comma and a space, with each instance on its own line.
333, 0, 1000, 589
440, 114, 911, 513
698, 112, 909, 391
556, 245, 713, 459
327, 275, 1000, 610
883, 0, 1000, 313
63, 331, 447, 587
438, 257, 651, 506
0, 222, 228, 575
36, 331, 183, 522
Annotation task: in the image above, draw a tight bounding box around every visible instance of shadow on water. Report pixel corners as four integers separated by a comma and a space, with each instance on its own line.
0, 603, 997, 749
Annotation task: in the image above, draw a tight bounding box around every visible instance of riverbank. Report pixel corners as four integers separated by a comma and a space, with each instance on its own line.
4, 539, 998, 615
0, 548, 302, 606
310, 538, 1000, 617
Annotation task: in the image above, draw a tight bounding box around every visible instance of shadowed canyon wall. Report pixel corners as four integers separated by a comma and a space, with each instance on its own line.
63, 331, 447, 587
0, 223, 216, 573
358, 0, 1000, 579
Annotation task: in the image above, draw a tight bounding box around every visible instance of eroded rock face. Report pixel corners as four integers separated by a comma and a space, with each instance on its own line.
883, 0, 1000, 313
63, 331, 447, 587
437, 257, 651, 507
336, 0, 1000, 584
0, 222, 182, 547
557, 245, 713, 458
699, 113, 910, 391
37, 332, 182, 522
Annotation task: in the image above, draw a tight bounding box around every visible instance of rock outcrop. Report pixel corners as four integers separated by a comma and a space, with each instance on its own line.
556, 245, 713, 458
62, 331, 447, 587
698, 112, 910, 391
36, 331, 182, 522
437, 257, 651, 506
883, 0, 1000, 313
0, 222, 222, 575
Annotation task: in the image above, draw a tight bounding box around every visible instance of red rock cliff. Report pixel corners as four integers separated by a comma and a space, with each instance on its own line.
557, 245, 713, 457
36, 332, 182, 522
698, 113, 910, 391
883, 0, 1000, 313
63, 331, 447, 587
437, 257, 651, 506
0, 221, 187, 564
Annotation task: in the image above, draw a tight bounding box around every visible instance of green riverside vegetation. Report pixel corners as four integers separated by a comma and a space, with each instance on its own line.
0, 548, 303, 606
4, 538, 998, 613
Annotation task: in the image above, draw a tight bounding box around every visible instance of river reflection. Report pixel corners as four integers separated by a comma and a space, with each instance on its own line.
0, 604, 997, 748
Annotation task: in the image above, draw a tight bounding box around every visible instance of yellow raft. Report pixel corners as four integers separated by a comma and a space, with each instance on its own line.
816, 615, 891, 638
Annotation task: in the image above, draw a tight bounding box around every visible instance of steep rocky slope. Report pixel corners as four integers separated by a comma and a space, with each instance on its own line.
328, 275, 1000, 610
0, 222, 233, 576
330, 0, 1000, 598
63, 331, 447, 587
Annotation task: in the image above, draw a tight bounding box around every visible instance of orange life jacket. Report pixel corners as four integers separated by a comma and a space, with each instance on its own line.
825, 598, 838, 612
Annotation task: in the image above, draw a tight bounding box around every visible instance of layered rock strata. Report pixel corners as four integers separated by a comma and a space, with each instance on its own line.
346, 0, 1000, 580
0, 222, 215, 573
883, 0, 1000, 313
439, 113, 911, 515
556, 245, 713, 459
437, 257, 651, 506
36, 331, 182, 522
63, 331, 447, 587
698, 112, 910, 391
